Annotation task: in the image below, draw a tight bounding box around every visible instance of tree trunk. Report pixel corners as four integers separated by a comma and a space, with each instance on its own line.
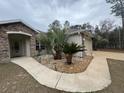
122, 15, 124, 48
120, 0, 124, 48
122, 18, 124, 29
65, 54, 72, 65
54, 51, 62, 60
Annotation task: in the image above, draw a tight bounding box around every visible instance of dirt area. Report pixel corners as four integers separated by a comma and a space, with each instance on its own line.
39, 55, 93, 73
0, 63, 63, 93
97, 49, 124, 53
95, 59, 124, 93
0, 59, 124, 93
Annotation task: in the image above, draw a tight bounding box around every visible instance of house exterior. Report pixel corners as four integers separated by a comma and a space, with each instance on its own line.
67, 30, 93, 57
0, 20, 38, 63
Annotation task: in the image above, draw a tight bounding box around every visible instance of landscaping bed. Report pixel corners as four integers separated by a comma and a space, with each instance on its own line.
36, 55, 93, 73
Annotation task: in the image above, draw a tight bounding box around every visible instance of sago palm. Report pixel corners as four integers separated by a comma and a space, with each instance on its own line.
63, 42, 85, 65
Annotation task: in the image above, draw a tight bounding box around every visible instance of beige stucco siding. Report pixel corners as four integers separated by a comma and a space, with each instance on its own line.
68, 32, 93, 57
84, 37, 93, 56
68, 34, 83, 57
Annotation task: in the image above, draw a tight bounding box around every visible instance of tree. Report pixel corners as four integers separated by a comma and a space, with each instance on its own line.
37, 30, 68, 59
81, 23, 87, 29
93, 20, 113, 49
100, 19, 114, 32
52, 30, 68, 59
37, 32, 53, 54
80, 23, 94, 32
93, 26, 101, 49
64, 20, 70, 30
94, 25, 101, 35
70, 23, 94, 33
63, 20, 70, 33
106, 0, 124, 28
48, 20, 69, 59
101, 38, 109, 48
106, 0, 124, 48
70, 25, 82, 30
38, 20, 69, 59
85, 23, 94, 32
99, 19, 114, 48
49, 20, 62, 29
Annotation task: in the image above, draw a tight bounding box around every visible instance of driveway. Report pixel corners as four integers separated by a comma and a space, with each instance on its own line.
93, 51, 124, 60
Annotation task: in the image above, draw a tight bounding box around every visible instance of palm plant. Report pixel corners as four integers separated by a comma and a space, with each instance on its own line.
63, 42, 85, 65
37, 20, 71, 59
52, 30, 68, 59
37, 29, 68, 59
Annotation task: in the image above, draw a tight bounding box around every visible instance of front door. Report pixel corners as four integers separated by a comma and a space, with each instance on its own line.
10, 39, 26, 58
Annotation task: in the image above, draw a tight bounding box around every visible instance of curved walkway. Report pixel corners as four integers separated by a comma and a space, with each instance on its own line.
11, 51, 123, 93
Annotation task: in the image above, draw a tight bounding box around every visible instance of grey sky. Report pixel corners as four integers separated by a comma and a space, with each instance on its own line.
0, 0, 122, 31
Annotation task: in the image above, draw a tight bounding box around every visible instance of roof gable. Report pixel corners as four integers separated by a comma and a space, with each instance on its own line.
0, 19, 39, 33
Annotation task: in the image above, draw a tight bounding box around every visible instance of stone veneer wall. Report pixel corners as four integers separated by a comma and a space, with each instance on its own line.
0, 30, 10, 63
0, 22, 37, 63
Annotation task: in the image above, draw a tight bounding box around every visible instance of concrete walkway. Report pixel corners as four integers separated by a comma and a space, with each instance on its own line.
11, 51, 118, 93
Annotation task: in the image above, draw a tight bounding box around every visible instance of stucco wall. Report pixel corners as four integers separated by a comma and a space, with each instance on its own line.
84, 36, 93, 56
0, 22, 37, 63
68, 34, 84, 57
68, 33, 93, 57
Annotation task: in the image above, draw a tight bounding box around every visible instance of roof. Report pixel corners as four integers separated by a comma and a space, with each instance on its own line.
0, 19, 39, 33
67, 29, 93, 38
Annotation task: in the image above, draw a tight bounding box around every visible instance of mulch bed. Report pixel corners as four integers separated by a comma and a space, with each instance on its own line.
39, 55, 93, 73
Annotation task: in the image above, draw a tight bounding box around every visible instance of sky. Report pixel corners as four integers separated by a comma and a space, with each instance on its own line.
0, 0, 122, 32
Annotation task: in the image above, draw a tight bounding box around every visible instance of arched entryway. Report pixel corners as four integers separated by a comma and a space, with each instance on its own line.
8, 32, 31, 58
